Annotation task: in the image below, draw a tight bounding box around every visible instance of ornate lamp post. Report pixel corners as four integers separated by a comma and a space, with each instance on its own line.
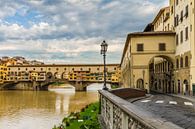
101, 40, 108, 90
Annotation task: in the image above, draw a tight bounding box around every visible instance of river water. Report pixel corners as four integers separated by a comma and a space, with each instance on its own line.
0, 83, 104, 129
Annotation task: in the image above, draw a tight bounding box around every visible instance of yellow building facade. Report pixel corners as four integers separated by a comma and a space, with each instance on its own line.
0, 64, 7, 83
121, 0, 195, 95
121, 32, 175, 92
3, 64, 120, 84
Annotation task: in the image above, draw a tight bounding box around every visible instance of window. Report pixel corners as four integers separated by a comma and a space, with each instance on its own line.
64, 68, 66, 70
97, 68, 99, 71
137, 44, 144, 51
176, 34, 179, 45
180, 10, 183, 22
56, 68, 59, 71
174, 17, 176, 27
175, 14, 179, 26
185, 27, 188, 40
185, 5, 189, 18
159, 43, 166, 51
176, 0, 178, 5
18, 68, 20, 71
180, 31, 183, 43
48, 68, 51, 70
180, 57, 183, 68
33, 68, 35, 70
80, 68, 83, 71
185, 56, 189, 67
89, 68, 91, 71
176, 59, 179, 69
171, 6, 173, 14
41, 68, 43, 71
26, 68, 28, 71
72, 68, 74, 71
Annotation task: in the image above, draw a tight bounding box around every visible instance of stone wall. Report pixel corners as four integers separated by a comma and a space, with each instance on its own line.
99, 89, 182, 129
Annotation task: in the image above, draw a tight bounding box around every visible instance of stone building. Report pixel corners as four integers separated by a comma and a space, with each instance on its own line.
5, 64, 120, 84
121, 0, 195, 95
0, 64, 7, 84
121, 32, 175, 93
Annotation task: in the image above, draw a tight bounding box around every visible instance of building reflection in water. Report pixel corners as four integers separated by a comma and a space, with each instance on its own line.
0, 83, 99, 129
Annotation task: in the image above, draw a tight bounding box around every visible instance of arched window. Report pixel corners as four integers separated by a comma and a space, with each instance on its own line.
185, 56, 189, 67
176, 59, 179, 69
136, 79, 144, 89
180, 57, 183, 68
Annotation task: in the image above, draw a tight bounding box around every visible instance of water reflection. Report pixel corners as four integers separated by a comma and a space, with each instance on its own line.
0, 89, 98, 129
87, 83, 111, 91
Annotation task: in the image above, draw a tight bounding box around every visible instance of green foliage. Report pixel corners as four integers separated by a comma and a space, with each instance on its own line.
53, 102, 101, 129
111, 84, 119, 89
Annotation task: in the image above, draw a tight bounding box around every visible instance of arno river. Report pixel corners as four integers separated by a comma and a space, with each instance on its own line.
0, 83, 105, 129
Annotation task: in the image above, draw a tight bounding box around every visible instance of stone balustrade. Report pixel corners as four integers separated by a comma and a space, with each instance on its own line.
99, 89, 182, 129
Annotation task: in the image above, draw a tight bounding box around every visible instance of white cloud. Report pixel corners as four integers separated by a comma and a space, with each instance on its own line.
0, 0, 169, 63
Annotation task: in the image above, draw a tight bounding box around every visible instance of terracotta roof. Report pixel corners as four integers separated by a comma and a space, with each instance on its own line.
8, 64, 120, 67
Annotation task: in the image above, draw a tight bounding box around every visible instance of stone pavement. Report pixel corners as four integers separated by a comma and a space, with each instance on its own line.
132, 94, 195, 129
168, 94, 195, 103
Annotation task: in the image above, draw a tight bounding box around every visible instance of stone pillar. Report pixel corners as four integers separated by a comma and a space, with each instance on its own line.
145, 69, 149, 93
190, 0, 195, 96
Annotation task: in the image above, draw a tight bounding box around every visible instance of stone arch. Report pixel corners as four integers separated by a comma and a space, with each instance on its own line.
148, 55, 174, 66
136, 78, 144, 89
148, 55, 174, 93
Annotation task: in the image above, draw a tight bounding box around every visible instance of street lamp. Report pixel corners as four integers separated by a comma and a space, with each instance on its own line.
101, 40, 108, 90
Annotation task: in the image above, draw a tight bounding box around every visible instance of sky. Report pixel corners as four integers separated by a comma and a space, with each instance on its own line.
0, 0, 169, 64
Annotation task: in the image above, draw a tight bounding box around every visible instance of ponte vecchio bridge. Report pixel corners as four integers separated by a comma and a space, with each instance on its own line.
1, 64, 120, 91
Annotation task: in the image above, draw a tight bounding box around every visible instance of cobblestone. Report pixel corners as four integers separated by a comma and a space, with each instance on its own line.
132, 94, 195, 129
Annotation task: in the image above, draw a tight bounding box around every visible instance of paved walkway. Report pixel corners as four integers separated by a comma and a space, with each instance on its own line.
132, 94, 195, 129
168, 94, 195, 103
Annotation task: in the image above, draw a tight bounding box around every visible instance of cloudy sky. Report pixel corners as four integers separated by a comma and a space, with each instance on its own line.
0, 0, 168, 64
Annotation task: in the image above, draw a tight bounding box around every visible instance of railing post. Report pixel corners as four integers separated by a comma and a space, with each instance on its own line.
110, 102, 113, 129
122, 112, 128, 129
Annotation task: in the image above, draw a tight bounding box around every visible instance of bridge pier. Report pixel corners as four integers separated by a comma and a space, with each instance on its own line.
69, 81, 90, 91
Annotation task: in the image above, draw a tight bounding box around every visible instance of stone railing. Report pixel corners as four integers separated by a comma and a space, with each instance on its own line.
99, 90, 182, 129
